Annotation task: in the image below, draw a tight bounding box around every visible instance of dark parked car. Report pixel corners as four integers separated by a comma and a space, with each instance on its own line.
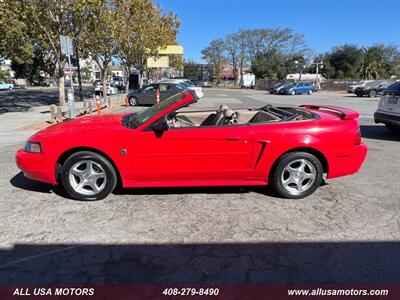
354, 81, 394, 97
268, 81, 288, 94
127, 82, 185, 106
382, 81, 400, 97
32, 76, 51, 87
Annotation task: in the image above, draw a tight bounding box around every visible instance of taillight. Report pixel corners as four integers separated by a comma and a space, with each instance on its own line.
355, 127, 361, 145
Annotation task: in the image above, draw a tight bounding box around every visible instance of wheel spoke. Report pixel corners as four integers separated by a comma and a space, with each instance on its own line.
280, 158, 318, 196
68, 159, 107, 196
298, 160, 306, 172
90, 180, 100, 193
86, 161, 93, 173
92, 173, 105, 180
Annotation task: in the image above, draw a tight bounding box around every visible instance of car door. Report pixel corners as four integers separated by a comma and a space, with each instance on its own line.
140, 84, 157, 104
132, 123, 255, 182
299, 83, 306, 94
159, 83, 175, 101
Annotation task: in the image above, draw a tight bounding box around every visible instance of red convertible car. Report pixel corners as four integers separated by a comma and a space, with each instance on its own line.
16, 90, 367, 201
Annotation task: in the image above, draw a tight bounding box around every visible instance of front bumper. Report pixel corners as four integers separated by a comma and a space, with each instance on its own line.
15, 149, 57, 185
374, 111, 400, 126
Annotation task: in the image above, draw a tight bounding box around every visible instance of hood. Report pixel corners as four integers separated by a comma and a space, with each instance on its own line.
31, 113, 124, 140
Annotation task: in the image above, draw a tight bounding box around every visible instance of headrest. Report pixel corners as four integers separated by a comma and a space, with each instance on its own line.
219, 105, 229, 112
224, 109, 235, 118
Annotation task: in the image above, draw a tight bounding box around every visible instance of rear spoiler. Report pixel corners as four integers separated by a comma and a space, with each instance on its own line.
300, 104, 359, 120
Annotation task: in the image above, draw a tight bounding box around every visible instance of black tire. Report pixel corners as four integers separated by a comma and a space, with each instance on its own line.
129, 96, 138, 106
61, 151, 117, 201
369, 90, 377, 97
270, 152, 323, 199
356, 93, 362, 97
385, 123, 400, 134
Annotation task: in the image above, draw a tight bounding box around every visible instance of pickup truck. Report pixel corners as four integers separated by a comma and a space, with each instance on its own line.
0, 81, 14, 90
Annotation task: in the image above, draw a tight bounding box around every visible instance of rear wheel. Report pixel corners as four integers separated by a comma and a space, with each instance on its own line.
308, 90, 313, 95
291, 90, 296, 95
271, 152, 323, 199
369, 90, 377, 97
129, 96, 138, 106
61, 151, 117, 201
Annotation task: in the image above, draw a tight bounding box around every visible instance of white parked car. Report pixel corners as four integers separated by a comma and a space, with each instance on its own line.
347, 80, 375, 93
94, 83, 118, 96
374, 81, 400, 133
161, 79, 204, 98
0, 81, 14, 90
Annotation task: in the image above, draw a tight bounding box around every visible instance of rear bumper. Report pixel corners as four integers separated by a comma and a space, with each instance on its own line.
15, 149, 57, 185
325, 144, 368, 179
374, 111, 400, 126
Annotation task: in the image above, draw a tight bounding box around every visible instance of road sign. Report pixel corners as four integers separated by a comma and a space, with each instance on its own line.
60, 35, 73, 56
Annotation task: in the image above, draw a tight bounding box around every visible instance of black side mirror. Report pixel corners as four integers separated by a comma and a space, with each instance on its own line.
151, 116, 169, 132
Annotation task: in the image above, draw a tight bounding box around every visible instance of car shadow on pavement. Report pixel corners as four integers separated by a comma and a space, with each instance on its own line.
0, 242, 399, 284
360, 125, 400, 142
11, 172, 329, 201
10, 172, 72, 199
0, 88, 94, 114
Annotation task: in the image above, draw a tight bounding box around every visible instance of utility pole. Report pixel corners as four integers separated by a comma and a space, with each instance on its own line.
313, 61, 324, 90
61, 35, 76, 119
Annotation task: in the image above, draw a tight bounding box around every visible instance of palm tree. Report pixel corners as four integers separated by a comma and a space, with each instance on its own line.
359, 46, 388, 79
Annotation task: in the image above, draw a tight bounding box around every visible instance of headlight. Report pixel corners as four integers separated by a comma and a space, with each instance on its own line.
23, 141, 42, 153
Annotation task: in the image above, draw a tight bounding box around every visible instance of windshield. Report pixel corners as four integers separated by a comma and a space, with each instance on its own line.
179, 82, 191, 88
122, 91, 189, 129
387, 82, 400, 89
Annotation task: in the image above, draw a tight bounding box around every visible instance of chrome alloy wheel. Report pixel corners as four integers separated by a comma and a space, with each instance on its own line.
68, 160, 107, 196
281, 159, 316, 196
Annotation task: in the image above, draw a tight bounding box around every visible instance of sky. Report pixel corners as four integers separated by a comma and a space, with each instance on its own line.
154, 0, 400, 62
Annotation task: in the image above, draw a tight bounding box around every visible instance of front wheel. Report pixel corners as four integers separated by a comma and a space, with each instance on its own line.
308, 90, 313, 95
61, 151, 117, 201
369, 90, 377, 97
271, 152, 323, 199
291, 90, 296, 95
129, 96, 138, 106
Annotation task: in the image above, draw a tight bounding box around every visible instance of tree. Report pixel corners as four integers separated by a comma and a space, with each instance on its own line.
319, 45, 363, 79
358, 46, 388, 79
201, 38, 226, 80
116, 0, 180, 92
224, 34, 239, 79
0, 0, 34, 65
359, 44, 400, 79
0, 68, 11, 81
80, 0, 120, 105
1, 0, 94, 103
23, 0, 95, 105
183, 60, 202, 79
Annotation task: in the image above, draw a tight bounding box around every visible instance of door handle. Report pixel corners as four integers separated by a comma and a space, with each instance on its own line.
226, 135, 241, 141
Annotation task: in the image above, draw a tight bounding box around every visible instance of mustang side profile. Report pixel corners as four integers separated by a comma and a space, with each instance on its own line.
16, 90, 367, 201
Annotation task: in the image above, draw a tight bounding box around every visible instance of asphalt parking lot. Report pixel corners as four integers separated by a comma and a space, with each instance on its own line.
0, 88, 399, 285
